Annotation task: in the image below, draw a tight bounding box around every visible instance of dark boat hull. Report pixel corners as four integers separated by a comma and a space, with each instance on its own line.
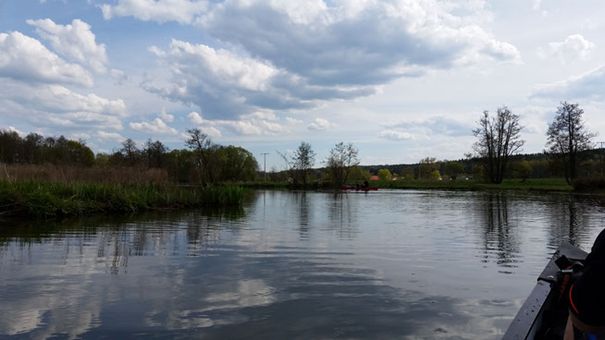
503, 242, 588, 339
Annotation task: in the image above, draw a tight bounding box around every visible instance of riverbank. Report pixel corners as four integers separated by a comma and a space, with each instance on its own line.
374, 178, 573, 192
241, 178, 574, 192
0, 181, 246, 218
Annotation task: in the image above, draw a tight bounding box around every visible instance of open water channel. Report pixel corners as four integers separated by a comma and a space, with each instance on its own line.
1, 190, 605, 339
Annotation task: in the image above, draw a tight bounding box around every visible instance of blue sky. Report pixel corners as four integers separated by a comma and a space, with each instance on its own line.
1, 0, 605, 170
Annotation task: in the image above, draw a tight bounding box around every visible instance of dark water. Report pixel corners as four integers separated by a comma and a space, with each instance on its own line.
1, 190, 605, 339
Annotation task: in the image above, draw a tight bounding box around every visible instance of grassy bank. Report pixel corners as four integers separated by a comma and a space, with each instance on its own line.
373, 178, 573, 192
0, 181, 246, 218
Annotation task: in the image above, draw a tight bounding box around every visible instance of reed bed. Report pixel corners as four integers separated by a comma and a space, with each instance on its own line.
0, 163, 168, 185
0, 180, 245, 218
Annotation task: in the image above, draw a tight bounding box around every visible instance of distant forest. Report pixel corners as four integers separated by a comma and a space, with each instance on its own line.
0, 129, 258, 184
1, 127, 604, 185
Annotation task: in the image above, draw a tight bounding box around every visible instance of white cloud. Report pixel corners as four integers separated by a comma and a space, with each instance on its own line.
378, 129, 414, 141
187, 111, 289, 136
146, 39, 369, 119
27, 18, 108, 73
0, 80, 127, 131
129, 117, 178, 134
307, 118, 332, 131
7, 126, 25, 136
187, 112, 223, 137
199, 0, 521, 85
97, 131, 125, 142
538, 34, 595, 63
159, 109, 174, 122
0, 31, 92, 86
116, 0, 519, 122
532, 66, 605, 102
100, 0, 209, 24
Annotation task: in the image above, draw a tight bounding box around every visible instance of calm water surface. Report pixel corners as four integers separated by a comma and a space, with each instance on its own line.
1, 190, 605, 339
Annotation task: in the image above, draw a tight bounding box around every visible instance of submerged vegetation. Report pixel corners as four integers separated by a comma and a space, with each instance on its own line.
0, 181, 245, 218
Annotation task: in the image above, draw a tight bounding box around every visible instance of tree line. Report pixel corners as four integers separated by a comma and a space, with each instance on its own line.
0, 128, 258, 185
1, 101, 598, 187
473, 101, 596, 184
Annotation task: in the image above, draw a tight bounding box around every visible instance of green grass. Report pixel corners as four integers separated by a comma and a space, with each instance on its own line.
0, 180, 246, 218
371, 178, 573, 192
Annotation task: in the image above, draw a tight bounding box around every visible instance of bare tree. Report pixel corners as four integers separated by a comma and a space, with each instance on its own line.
293, 142, 315, 187
473, 106, 524, 184
546, 102, 595, 184
185, 128, 215, 186
326, 142, 359, 188
278, 142, 316, 187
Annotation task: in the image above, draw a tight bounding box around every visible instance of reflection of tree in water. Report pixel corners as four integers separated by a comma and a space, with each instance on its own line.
477, 193, 520, 270
546, 195, 591, 249
0, 208, 246, 273
293, 191, 310, 239
327, 193, 358, 240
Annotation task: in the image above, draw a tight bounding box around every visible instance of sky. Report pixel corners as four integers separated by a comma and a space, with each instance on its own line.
1, 0, 605, 170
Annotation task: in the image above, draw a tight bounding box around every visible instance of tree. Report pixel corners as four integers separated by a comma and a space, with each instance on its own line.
214, 146, 258, 182
326, 142, 359, 188
400, 167, 415, 180
418, 157, 438, 179
377, 168, 392, 181
444, 161, 464, 180
546, 102, 595, 184
473, 106, 524, 183
186, 129, 215, 186
514, 160, 532, 182
348, 166, 371, 181
292, 142, 316, 187
118, 138, 141, 166
144, 139, 168, 168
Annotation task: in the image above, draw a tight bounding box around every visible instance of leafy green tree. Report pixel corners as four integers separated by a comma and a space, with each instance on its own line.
546, 102, 595, 184
348, 166, 371, 181
514, 160, 533, 182
214, 146, 258, 182
377, 168, 392, 181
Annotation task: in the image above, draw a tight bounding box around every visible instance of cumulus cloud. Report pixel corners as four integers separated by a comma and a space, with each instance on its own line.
532, 66, 605, 101
97, 131, 125, 142
378, 129, 414, 141
100, 0, 209, 24
159, 110, 175, 122
390, 116, 473, 137
188, 111, 290, 136
307, 118, 332, 131
0, 80, 127, 131
0, 31, 92, 86
129, 117, 178, 134
145, 39, 370, 119
538, 34, 595, 63
109, 0, 520, 124
199, 0, 520, 87
27, 18, 108, 73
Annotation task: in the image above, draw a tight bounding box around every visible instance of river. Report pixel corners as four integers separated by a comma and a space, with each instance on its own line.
1, 190, 604, 339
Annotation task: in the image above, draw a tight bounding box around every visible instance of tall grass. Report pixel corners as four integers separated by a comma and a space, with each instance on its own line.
0, 163, 168, 185
0, 180, 246, 218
